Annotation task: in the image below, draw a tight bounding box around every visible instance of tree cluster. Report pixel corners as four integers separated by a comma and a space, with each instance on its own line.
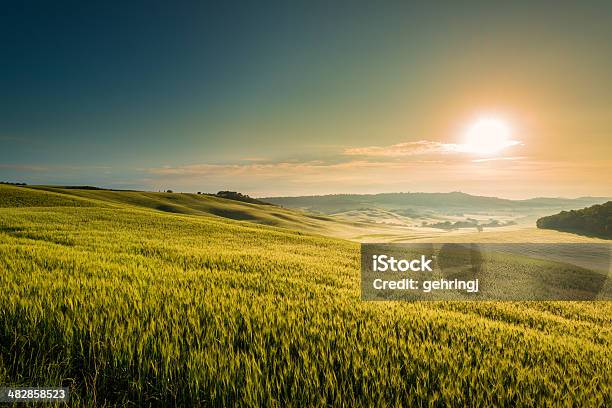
215, 191, 272, 206
536, 201, 612, 239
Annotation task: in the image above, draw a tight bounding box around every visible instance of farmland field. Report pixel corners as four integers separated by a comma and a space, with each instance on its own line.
0, 185, 610, 406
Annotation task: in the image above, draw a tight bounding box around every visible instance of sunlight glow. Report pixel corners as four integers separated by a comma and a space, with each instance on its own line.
461, 118, 518, 155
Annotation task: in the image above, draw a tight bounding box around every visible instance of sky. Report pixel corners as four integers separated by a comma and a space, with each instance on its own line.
1, 0, 611, 198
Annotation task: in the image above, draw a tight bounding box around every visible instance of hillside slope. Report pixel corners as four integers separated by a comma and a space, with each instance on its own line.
3, 185, 365, 237
0, 184, 97, 208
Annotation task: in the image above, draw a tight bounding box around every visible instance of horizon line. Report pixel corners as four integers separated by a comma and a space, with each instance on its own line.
3, 182, 610, 202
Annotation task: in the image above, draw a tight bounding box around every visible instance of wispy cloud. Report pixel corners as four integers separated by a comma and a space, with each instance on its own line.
344, 138, 522, 157
139, 154, 612, 198
471, 156, 527, 163
240, 157, 268, 162
344, 140, 460, 157
146, 157, 528, 190
0, 164, 50, 171
149, 160, 379, 177
0, 164, 112, 172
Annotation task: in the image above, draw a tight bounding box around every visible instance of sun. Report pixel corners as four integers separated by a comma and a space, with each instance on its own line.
462, 117, 517, 155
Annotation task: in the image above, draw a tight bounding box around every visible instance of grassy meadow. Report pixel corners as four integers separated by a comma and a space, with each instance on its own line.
0, 185, 610, 406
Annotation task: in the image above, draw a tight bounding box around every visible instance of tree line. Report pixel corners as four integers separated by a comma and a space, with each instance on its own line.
536, 201, 611, 239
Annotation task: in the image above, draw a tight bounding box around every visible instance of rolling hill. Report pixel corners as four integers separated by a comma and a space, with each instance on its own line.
1, 184, 366, 237
0, 184, 97, 208
261, 192, 611, 234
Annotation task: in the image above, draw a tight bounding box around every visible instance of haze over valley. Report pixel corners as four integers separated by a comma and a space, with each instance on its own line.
262, 191, 611, 240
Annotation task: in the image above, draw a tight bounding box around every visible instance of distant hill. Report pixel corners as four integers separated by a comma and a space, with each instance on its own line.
261, 192, 611, 214
537, 201, 612, 239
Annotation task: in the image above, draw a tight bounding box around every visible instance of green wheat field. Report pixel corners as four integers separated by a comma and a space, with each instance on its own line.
0, 184, 610, 406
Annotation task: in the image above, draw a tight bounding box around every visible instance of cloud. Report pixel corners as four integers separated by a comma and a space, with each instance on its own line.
0, 164, 113, 172
471, 156, 527, 163
457, 140, 521, 154
146, 158, 517, 193
240, 157, 268, 162
344, 138, 522, 157
149, 160, 384, 177
344, 140, 460, 157
0, 164, 50, 171
144, 155, 611, 198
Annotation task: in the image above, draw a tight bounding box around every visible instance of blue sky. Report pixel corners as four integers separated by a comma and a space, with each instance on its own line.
1, 1, 611, 197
